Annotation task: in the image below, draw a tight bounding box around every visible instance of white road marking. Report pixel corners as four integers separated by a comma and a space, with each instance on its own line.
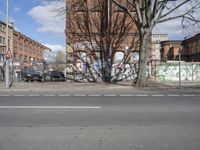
183, 94, 196, 97
73, 94, 87, 97
43, 95, 55, 97
29, 95, 41, 97
135, 94, 148, 97
167, 94, 180, 97
13, 95, 25, 96
103, 94, 116, 97
88, 94, 101, 97
152, 94, 164, 97
0, 106, 102, 109
120, 94, 134, 97
58, 94, 71, 97
0, 94, 199, 97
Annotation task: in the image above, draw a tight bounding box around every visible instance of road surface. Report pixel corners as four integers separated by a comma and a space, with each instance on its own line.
0, 88, 200, 150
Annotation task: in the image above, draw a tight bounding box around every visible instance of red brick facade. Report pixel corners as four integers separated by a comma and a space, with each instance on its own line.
182, 33, 200, 62
160, 40, 182, 62
13, 31, 50, 63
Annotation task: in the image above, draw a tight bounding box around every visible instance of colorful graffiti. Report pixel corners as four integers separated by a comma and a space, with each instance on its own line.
156, 63, 200, 81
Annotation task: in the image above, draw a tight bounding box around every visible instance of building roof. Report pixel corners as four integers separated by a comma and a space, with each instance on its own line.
182, 33, 200, 44
160, 40, 182, 44
151, 34, 168, 36
0, 20, 14, 29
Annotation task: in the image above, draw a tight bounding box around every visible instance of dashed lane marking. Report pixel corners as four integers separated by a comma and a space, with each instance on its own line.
13, 95, 25, 97
73, 94, 87, 97
58, 94, 71, 97
88, 94, 101, 97
43, 95, 55, 97
0, 94, 200, 97
119, 94, 134, 97
183, 94, 196, 97
167, 94, 180, 97
152, 95, 164, 97
103, 94, 117, 97
29, 95, 41, 97
135, 94, 148, 97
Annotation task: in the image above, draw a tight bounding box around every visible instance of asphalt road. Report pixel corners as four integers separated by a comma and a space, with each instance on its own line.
0, 90, 200, 150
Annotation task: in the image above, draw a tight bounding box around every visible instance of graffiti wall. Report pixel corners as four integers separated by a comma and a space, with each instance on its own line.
156, 62, 200, 81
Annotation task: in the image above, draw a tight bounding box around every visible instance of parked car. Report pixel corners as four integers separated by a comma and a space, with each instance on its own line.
44, 71, 66, 82
22, 69, 43, 82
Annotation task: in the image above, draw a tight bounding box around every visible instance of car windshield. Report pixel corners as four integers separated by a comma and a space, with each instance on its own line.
26, 69, 38, 74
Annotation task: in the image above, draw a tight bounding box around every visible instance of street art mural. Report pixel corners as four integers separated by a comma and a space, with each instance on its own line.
111, 52, 139, 81
155, 63, 200, 81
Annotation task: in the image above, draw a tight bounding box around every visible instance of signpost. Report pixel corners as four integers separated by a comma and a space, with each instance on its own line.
5, 0, 10, 88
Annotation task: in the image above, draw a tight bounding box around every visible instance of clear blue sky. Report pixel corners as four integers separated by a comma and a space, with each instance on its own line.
0, 0, 65, 52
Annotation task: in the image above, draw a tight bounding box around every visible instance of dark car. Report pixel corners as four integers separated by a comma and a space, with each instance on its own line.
44, 71, 66, 82
22, 69, 43, 82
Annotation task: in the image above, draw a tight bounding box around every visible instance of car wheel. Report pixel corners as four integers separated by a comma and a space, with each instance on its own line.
25, 78, 29, 82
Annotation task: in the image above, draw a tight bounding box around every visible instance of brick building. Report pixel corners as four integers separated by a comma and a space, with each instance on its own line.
160, 40, 182, 62
65, 0, 146, 63
13, 30, 50, 64
182, 33, 200, 62
1, 20, 51, 66
0, 21, 14, 66
151, 34, 168, 61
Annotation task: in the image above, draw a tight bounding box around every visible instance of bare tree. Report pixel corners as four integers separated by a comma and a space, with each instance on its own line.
111, 0, 200, 87
66, 0, 140, 82
55, 50, 65, 63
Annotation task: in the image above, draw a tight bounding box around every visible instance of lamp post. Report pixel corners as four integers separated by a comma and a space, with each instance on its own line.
5, 0, 10, 88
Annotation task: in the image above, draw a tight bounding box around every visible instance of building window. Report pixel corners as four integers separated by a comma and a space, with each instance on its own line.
8, 39, 10, 46
0, 25, 5, 32
0, 36, 3, 44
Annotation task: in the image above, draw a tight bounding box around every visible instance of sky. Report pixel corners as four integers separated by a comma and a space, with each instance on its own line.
0, 0, 66, 59
0, 0, 199, 55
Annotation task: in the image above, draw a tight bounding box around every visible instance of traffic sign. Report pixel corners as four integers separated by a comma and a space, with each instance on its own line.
6, 48, 12, 59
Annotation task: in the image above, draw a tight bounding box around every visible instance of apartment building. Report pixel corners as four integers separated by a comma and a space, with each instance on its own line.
13, 30, 50, 64
151, 34, 168, 61
160, 40, 182, 61
0, 20, 14, 65
1, 20, 51, 66
182, 33, 200, 62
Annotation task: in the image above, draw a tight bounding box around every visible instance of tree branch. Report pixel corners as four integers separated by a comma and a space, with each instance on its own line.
158, 2, 200, 23
112, 0, 139, 27
160, 0, 190, 19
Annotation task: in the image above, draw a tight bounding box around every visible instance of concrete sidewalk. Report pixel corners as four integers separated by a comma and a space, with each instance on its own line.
0, 81, 133, 92
0, 80, 200, 92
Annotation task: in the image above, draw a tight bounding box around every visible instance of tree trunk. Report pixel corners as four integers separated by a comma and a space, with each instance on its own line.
135, 33, 148, 87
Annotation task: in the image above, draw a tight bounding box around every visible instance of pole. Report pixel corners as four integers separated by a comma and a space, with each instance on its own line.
155, 60, 157, 82
178, 48, 181, 88
5, 0, 10, 88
